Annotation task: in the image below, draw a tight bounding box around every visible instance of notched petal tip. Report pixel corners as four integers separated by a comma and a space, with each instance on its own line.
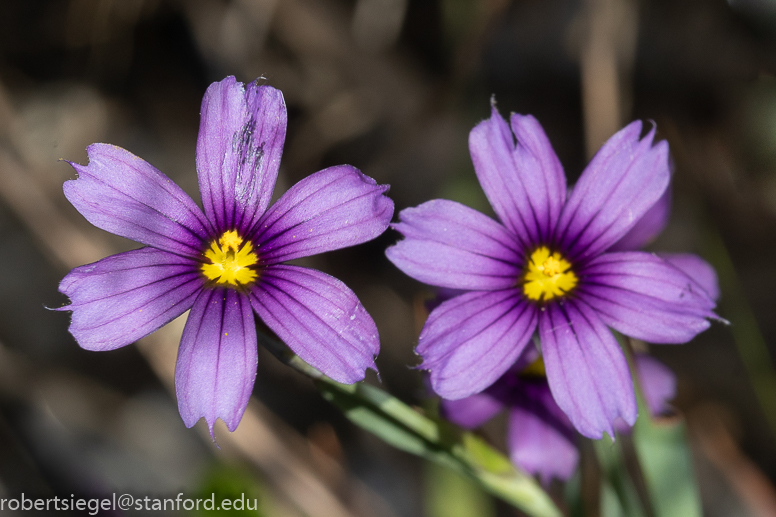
176, 289, 258, 439
556, 118, 671, 261
540, 302, 637, 439
470, 104, 567, 245
182, 410, 244, 444
197, 76, 288, 232
62, 143, 212, 256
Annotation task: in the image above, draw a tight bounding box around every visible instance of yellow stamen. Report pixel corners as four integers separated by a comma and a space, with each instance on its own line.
218, 230, 243, 252
201, 230, 259, 286
522, 247, 577, 301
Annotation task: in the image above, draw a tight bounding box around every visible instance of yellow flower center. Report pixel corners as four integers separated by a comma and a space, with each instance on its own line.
201, 230, 259, 286
522, 247, 577, 301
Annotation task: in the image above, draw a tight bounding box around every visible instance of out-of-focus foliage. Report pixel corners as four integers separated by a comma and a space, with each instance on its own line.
192, 463, 265, 516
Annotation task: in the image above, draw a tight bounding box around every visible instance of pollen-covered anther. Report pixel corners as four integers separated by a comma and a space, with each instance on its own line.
522, 247, 577, 301
201, 230, 259, 286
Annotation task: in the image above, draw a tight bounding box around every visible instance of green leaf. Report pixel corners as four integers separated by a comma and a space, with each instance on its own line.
601, 481, 626, 517
462, 433, 514, 474
633, 415, 701, 517
191, 462, 264, 516
594, 436, 647, 517
612, 331, 701, 517
425, 461, 496, 517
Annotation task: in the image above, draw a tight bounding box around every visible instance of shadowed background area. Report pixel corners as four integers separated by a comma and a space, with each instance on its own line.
1, 0, 776, 515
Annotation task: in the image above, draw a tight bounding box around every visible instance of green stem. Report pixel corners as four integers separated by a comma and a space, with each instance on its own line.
257, 334, 562, 517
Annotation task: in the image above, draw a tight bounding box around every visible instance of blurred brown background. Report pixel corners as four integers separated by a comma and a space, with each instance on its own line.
1, 0, 776, 515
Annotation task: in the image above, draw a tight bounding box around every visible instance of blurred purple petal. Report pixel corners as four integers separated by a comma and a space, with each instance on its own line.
555, 122, 670, 262
660, 252, 721, 300
386, 199, 521, 290
64, 144, 213, 256
196, 77, 287, 233
508, 404, 579, 485
580, 252, 716, 343
469, 109, 566, 247
540, 301, 637, 439
249, 265, 379, 383
635, 353, 677, 417
175, 288, 258, 435
252, 165, 393, 264
420, 289, 537, 400
610, 187, 671, 251
58, 248, 201, 351
441, 391, 504, 429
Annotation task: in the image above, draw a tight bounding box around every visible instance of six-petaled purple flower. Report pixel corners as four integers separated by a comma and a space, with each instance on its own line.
58, 76, 394, 435
387, 106, 720, 438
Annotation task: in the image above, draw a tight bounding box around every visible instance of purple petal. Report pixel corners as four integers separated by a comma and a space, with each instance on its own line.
508, 404, 579, 485
540, 301, 637, 439
386, 200, 522, 290
469, 108, 566, 247
419, 289, 538, 400
609, 187, 671, 251
175, 288, 258, 435
251, 165, 393, 264
64, 144, 213, 256
614, 352, 678, 433
579, 251, 717, 343
441, 391, 504, 429
196, 77, 287, 233
249, 265, 379, 383
555, 121, 670, 262
635, 353, 676, 417
58, 248, 202, 351
659, 253, 720, 301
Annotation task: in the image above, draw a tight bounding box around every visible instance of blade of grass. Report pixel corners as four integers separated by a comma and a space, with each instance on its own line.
702, 225, 776, 439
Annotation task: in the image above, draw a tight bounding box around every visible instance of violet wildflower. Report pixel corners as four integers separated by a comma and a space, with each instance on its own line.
386, 107, 719, 438
441, 350, 679, 483
58, 77, 394, 435
442, 348, 578, 485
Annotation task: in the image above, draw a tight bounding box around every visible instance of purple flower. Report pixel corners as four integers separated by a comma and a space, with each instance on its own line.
386, 107, 718, 438
442, 350, 678, 483
58, 77, 394, 435
442, 348, 578, 485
